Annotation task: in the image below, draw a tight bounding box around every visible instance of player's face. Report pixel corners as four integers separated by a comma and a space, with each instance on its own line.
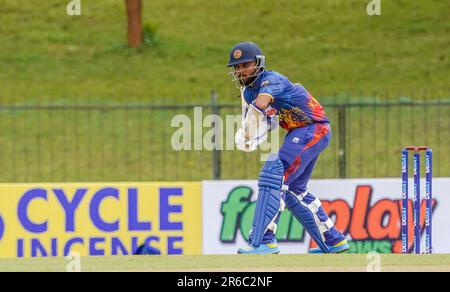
234, 61, 257, 78
234, 61, 258, 85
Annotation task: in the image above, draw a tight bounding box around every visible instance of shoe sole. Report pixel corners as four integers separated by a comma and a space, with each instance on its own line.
237, 249, 280, 255
309, 245, 350, 254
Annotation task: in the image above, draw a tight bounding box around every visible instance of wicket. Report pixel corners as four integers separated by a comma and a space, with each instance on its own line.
401, 146, 433, 254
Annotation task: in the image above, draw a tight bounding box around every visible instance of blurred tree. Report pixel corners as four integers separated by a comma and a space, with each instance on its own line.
125, 0, 143, 48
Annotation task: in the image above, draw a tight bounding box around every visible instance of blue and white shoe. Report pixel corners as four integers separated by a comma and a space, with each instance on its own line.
237, 240, 280, 254
308, 239, 350, 254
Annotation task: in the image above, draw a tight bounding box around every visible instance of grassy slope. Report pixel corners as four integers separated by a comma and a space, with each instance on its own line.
0, 0, 448, 105
0, 1, 449, 182
0, 254, 449, 272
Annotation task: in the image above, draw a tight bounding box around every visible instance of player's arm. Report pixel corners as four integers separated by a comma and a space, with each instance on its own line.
253, 93, 274, 111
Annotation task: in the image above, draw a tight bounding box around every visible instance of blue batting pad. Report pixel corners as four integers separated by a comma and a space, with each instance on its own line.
285, 192, 330, 253
250, 154, 285, 247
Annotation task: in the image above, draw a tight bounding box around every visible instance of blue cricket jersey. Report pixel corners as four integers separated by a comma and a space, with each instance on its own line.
242, 70, 329, 131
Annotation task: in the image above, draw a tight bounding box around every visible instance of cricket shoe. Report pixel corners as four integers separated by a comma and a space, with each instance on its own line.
308, 239, 350, 254
237, 240, 280, 254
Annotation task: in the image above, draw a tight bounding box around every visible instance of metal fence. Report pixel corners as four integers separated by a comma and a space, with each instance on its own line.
1, 97, 449, 182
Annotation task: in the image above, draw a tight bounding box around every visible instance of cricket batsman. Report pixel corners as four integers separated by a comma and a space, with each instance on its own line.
228, 42, 349, 254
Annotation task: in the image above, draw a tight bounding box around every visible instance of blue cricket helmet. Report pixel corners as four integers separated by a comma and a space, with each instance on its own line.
227, 42, 266, 68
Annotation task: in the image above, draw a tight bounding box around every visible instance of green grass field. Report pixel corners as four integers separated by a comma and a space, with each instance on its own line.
0, 254, 449, 272
1, 0, 448, 105
0, 0, 449, 182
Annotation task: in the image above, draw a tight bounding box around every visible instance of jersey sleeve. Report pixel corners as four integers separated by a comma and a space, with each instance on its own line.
257, 74, 284, 101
